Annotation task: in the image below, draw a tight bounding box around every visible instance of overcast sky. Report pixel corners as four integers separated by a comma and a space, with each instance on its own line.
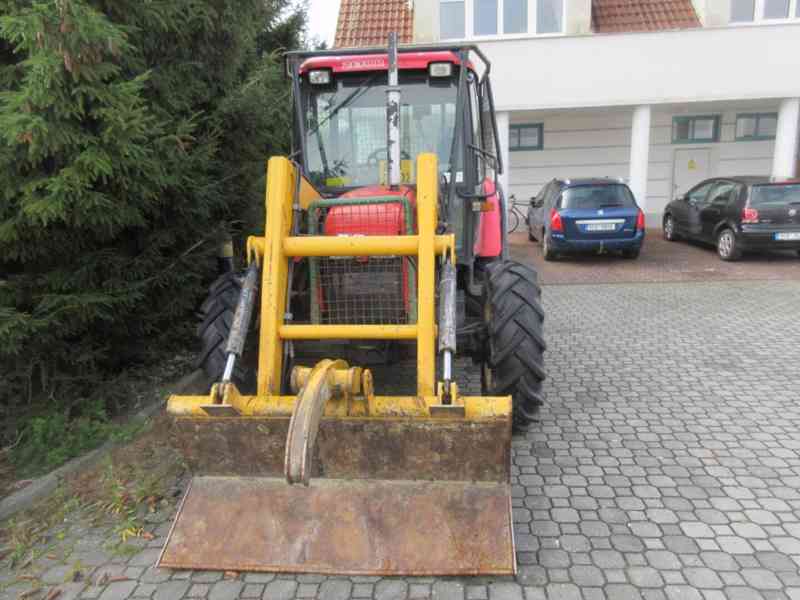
307, 0, 341, 46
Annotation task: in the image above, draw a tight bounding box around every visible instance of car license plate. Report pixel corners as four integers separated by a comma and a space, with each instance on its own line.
585, 223, 617, 232
774, 232, 800, 241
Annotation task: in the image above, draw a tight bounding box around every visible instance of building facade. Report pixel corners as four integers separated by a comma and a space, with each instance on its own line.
334, 0, 800, 224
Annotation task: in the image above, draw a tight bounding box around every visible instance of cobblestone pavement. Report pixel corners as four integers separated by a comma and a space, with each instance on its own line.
4, 279, 800, 599
509, 231, 800, 285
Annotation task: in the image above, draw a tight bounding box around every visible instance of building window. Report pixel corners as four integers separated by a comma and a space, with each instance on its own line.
764, 0, 790, 17
672, 116, 721, 144
440, 0, 465, 39
440, 0, 564, 38
510, 124, 543, 151
504, 0, 528, 34
730, 0, 800, 22
731, 0, 755, 21
475, 0, 498, 35
537, 0, 563, 33
736, 113, 778, 140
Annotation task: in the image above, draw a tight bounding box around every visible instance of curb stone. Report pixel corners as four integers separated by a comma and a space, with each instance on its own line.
0, 369, 210, 522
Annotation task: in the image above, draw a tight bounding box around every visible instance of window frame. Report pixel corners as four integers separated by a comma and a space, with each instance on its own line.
729, 0, 800, 24
672, 115, 721, 144
735, 112, 779, 141
509, 123, 544, 151
440, 0, 567, 40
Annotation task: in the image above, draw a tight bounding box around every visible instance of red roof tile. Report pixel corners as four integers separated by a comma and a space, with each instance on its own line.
592, 0, 700, 32
334, 0, 413, 48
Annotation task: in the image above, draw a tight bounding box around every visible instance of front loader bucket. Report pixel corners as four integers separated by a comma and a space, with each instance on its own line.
160, 478, 513, 576
158, 400, 515, 576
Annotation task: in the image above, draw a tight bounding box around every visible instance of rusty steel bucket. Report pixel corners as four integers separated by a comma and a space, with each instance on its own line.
157, 412, 516, 576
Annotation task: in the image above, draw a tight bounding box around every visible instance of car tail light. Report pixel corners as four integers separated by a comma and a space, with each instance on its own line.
742, 207, 759, 223
549, 208, 563, 232
636, 210, 645, 231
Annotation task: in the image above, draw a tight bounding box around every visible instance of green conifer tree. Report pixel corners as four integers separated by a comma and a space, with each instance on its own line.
0, 0, 305, 426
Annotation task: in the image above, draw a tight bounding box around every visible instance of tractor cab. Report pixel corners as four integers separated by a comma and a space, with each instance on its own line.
287, 43, 505, 271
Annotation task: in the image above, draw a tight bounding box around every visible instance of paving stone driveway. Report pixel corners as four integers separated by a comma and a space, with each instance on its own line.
4, 279, 800, 600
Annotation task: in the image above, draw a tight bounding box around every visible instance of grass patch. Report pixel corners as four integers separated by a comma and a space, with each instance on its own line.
4, 352, 193, 481
1, 414, 185, 574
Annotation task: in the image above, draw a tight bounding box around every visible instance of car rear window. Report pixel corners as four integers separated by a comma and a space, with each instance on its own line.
750, 184, 800, 207
559, 184, 636, 210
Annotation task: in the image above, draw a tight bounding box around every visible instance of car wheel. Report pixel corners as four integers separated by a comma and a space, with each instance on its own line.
663, 215, 678, 241
622, 247, 640, 259
542, 234, 557, 261
716, 228, 741, 261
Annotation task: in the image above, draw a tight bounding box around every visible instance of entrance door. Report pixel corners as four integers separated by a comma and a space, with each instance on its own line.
673, 148, 712, 200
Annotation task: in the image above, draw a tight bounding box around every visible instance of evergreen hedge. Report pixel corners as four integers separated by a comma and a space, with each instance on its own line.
0, 0, 304, 431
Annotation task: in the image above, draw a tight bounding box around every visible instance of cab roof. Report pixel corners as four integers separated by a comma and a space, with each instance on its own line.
286, 43, 487, 77
299, 51, 463, 75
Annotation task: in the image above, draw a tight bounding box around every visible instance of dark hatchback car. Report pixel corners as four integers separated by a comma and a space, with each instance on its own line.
528, 178, 645, 260
663, 176, 800, 261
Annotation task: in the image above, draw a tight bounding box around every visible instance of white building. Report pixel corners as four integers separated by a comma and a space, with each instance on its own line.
335, 0, 800, 225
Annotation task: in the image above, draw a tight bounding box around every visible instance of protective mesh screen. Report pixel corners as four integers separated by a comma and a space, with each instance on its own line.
317, 257, 411, 325
306, 199, 417, 325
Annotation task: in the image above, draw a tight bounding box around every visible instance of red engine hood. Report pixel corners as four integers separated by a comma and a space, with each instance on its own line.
339, 186, 416, 201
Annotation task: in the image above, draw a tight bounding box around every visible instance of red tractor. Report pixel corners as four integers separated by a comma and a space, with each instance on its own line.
162, 37, 548, 576
197, 39, 546, 427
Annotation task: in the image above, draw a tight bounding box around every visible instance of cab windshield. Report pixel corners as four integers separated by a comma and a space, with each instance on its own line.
303, 71, 458, 190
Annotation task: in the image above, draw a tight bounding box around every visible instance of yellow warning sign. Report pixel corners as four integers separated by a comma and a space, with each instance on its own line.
688, 159, 697, 171
379, 159, 414, 185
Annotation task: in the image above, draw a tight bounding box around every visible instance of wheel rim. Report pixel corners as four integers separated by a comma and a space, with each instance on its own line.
543, 235, 549, 255
718, 231, 733, 257
664, 217, 673, 239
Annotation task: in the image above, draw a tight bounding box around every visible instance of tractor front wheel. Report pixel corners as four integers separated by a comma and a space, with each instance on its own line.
481, 261, 546, 429
195, 271, 252, 389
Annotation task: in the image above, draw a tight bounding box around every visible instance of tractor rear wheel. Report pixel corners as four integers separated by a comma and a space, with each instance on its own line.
195, 271, 251, 387
481, 260, 546, 429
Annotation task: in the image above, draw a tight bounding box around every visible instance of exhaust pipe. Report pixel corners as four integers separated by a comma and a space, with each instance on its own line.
386, 32, 401, 189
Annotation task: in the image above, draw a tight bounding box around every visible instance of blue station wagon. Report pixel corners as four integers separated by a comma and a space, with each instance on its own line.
528, 178, 646, 260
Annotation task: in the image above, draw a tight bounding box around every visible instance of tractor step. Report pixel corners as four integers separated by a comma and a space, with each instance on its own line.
158, 477, 515, 575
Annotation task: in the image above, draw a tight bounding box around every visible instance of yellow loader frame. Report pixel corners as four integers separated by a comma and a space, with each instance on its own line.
159, 154, 516, 576
168, 153, 510, 421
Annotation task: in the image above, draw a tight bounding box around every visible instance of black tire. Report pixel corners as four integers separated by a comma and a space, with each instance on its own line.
481, 261, 546, 429
663, 214, 679, 241
507, 210, 520, 233
195, 271, 251, 386
542, 234, 557, 261
716, 228, 741, 261
622, 247, 640, 259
